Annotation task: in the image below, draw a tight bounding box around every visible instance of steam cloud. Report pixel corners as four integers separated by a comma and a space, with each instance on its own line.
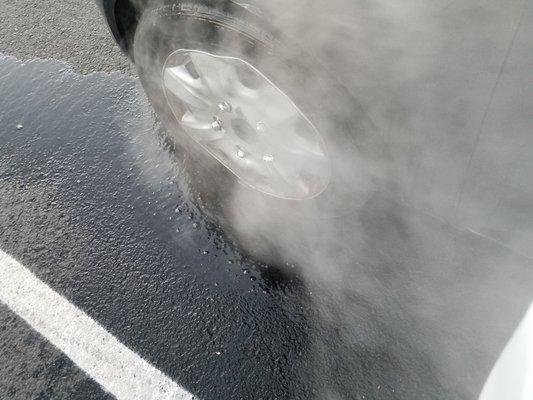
131, 1, 533, 398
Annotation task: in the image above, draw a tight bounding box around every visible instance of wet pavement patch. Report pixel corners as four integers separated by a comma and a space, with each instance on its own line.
0, 54, 313, 399
0, 53, 532, 400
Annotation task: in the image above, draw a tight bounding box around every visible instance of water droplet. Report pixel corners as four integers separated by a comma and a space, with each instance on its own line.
176, 228, 180, 233
263, 154, 274, 162
236, 147, 245, 158
16, 124, 23, 130
192, 222, 198, 228
203, 250, 209, 255
250, 276, 257, 282
243, 269, 249, 274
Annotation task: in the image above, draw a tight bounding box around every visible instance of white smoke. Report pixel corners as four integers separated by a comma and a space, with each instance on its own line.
130, 1, 533, 398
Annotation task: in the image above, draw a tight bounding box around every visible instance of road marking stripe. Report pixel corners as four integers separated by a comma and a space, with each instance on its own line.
0, 249, 195, 400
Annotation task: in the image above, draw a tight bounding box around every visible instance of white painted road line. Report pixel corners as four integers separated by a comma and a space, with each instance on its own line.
0, 249, 195, 400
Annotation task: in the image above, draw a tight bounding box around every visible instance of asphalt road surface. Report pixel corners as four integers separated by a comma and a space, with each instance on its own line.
0, 0, 131, 75
1, 1, 532, 400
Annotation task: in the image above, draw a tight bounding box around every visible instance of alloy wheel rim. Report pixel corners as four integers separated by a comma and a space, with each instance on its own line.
162, 49, 330, 200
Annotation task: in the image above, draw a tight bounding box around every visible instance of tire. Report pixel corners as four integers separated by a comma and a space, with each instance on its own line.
133, 0, 384, 265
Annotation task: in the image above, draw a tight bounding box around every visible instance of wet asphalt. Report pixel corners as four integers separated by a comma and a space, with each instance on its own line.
1, 1, 533, 400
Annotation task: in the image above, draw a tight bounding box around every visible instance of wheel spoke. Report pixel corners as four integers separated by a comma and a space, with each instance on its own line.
190, 54, 242, 98
180, 111, 226, 142
265, 161, 313, 198
264, 117, 326, 160
180, 110, 211, 129
163, 64, 214, 109
276, 144, 329, 180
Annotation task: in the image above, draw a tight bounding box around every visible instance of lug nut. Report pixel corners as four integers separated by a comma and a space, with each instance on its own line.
217, 101, 232, 113
256, 121, 267, 132
212, 117, 223, 131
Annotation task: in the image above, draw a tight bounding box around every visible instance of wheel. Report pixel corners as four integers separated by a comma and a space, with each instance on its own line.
133, 0, 383, 264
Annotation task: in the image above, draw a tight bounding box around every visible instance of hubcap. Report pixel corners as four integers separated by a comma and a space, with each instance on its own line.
162, 49, 330, 200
